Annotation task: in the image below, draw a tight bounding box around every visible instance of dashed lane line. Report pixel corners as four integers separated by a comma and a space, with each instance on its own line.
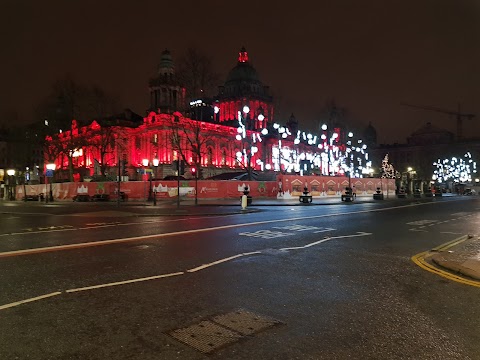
0, 292, 62, 310
0, 232, 371, 311
65, 272, 184, 293
0, 202, 448, 258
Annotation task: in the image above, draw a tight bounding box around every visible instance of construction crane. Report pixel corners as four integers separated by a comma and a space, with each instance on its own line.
401, 103, 475, 141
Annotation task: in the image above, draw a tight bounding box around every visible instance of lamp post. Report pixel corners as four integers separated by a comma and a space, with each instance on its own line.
152, 157, 159, 205
6, 169, 16, 201
142, 158, 149, 203
46, 163, 56, 202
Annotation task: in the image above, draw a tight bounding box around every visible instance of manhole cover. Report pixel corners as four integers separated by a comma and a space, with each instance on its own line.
212, 309, 281, 335
168, 320, 242, 354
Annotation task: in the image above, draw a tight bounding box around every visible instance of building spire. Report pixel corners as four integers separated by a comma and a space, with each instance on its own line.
238, 46, 249, 63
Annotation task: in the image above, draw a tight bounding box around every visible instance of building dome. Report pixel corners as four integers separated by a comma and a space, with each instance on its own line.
363, 122, 377, 147
225, 61, 260, 84
220, 47, 269, 98
408, 122, 453, 145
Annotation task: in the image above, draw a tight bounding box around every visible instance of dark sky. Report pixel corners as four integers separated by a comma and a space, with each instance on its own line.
2, 0, 479, 144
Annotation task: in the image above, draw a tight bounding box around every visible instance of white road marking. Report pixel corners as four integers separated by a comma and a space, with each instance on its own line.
66, 272, 184, 293
239, 230, 293, 239
440, 231, 462, 235
280, 232, 372, 251
187, 253, 262, 272
406, 220, 437, 226
0, 214, 236, 237
313, 228, 336, 233
0, 292, 62, 310
1, 232, 370, 310
0, 201, 461, 256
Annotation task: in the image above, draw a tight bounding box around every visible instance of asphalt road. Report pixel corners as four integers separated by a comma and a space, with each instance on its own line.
0, 198, 479, 359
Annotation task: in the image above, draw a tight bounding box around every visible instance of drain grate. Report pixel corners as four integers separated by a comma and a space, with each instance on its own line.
213, 309, 280, 335
167, 310, 282, 354
168, 320, 242, 354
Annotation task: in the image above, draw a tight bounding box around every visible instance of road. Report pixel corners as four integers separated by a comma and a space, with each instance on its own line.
0, 197, 479, 359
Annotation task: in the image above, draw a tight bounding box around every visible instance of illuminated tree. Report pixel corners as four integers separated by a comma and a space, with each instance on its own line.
381, 154, 396, 179
432, 152, 477, 183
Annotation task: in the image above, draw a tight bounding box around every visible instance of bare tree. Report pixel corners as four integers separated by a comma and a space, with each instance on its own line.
176, 48, 220, 101
36, 76, 120, 133
87, 122, 131, 178
167, 116, 209, 176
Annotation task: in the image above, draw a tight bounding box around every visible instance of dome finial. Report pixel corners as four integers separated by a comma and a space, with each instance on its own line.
238, 46, 248, 63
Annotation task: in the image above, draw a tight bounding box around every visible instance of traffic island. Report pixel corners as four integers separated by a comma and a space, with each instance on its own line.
341, 187, 354, 202
299, 186, 312, 204
373, 187, 384, 200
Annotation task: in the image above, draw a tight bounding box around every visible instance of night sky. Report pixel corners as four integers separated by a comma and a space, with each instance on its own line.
2, 0, 479, 144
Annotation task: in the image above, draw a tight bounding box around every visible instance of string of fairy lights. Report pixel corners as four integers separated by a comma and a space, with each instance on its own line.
432, 152, 477, 183
234, 106, 373, 177
233, 108, 479, 186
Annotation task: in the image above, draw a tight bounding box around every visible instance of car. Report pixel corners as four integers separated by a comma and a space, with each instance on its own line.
23, 194, 40, 201
162, 175, 186, 180
73, 194, 91, 202
91, 194, 110, 201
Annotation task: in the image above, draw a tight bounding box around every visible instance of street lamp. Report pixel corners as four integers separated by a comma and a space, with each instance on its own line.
152, 157, 159, 205
46, 163, 56, 202
6, 169, 16, 201
142, 158, 151, 203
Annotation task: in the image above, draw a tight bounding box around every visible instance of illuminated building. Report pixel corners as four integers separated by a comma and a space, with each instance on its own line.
46, 47, 372, 181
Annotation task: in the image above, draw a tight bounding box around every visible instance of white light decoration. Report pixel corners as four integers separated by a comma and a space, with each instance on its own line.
294, 138, 300, 145
214, 106, 219, 114
348, 132, 353, 138
273, 123, 280, 129
235, 134, 242, 141
261, 128, 268, 135
243, 105, 250, 114
432, 152, 477, 184
258, 114, 265, 121
321, 124, 327, 130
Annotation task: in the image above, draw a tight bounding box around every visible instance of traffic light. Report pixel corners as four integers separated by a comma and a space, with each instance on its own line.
121, 160, 128, 176
173, 160, 185, 175
179, 160, 185, 175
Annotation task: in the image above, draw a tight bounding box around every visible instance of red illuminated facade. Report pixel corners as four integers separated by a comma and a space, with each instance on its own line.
46, 47, 317, 181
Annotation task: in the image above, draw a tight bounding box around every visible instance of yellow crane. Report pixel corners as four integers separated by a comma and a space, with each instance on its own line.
401, 103, 475, 141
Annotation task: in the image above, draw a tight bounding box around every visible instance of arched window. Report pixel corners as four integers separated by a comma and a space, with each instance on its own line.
221, 149, 227, 166
207, 147, 213, 165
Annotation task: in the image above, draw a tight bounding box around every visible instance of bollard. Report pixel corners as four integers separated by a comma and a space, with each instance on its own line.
241, 194, 248, 210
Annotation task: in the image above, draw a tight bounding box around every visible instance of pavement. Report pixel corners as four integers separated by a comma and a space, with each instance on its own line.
1, 194, 479, 285
423, 235, 480, 282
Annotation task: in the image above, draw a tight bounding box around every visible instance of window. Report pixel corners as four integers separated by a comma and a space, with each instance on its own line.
207, 148, 213, 165
221, 149, 227, 166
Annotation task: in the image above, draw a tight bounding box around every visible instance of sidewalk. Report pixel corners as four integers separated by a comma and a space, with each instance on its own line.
425, 235, 480, 282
